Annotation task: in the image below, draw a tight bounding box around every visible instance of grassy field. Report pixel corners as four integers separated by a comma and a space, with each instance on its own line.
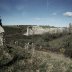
0, 25, 72, 72
0, 45, 72, 72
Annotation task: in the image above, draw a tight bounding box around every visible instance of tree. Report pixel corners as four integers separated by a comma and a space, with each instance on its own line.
69, 23, 72, 33
0, 16, 2, 26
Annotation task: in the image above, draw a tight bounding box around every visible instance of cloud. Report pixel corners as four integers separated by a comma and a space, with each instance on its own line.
63, 12, 72, 17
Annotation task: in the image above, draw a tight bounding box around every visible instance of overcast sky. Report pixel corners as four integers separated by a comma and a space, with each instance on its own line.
0, 0, 72, 27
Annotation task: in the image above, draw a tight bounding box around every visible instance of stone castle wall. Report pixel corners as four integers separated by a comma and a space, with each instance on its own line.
24, 24, 72, 36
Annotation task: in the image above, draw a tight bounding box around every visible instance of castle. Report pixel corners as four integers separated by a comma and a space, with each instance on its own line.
24, 24, 72, 36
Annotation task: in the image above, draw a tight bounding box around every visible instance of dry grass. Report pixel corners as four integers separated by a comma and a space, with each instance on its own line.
32, 50, 72, 72
0, 46, 72, 72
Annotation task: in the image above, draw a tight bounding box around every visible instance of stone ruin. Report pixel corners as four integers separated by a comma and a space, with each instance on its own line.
24, 24, 72, 36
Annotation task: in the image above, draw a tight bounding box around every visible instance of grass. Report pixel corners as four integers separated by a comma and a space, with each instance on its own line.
31, 50, 72, 72
0, 45, 72, 72
1, 26, 72, 72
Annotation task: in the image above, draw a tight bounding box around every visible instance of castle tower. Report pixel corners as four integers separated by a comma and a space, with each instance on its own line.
24, 26, 34, 36
27, 26, 30, 36
26, 26, 33, 36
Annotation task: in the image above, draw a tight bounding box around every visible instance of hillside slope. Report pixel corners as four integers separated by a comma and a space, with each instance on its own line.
0, 46, 72, 72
